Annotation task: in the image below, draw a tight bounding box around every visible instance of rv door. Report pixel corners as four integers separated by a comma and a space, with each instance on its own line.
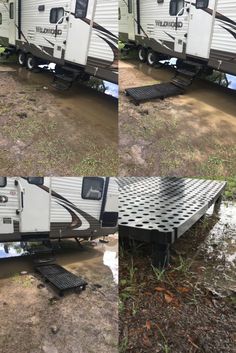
65, 0, 93, 66
8, 0, 16, 45
168, 0, 189, 54
127, 0, 135, 41
50, 7, 68, 60
186, 0, 216, 59
16, 178, 50, 234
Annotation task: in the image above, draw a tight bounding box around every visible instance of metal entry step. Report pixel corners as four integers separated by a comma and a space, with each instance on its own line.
125, 82, 184, 104
35, 264, 87, 295
118, 177, 226, 267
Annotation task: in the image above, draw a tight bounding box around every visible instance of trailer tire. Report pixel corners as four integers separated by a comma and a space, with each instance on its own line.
147, 50, 158, 66
26, 54, 38, 71
18, 51, 26, 66
138, 47, 147, 63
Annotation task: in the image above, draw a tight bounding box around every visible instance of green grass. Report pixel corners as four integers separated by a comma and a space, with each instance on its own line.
151, 265, 166, 281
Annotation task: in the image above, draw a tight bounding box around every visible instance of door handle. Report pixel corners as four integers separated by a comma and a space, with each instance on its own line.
15, 180, 24, 215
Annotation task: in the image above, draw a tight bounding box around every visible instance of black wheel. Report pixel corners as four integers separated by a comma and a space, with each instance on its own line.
26, 54, 38, 71
138, 47, 147, 63
152, 243, 170, 269
18, 51, 26, 66
147, 50, 158, 66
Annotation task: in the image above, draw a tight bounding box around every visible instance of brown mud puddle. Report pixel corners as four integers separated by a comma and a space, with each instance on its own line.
0, 64, 118, 175
119, 60, 236, 177
120, 202, 236, 353
0, 235, 118, 353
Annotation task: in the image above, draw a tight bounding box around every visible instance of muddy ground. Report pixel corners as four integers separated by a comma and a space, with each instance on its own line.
0, 63, 118, 175
119, 200, 236, 353
119, 60, 236, 178
0, 235, 118, 353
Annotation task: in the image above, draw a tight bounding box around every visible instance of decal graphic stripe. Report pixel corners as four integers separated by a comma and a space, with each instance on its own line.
38, 185, 100, 231
81, 18, 118, 40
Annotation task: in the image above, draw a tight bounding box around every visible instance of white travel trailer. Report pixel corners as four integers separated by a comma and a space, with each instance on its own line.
119, 0, 236, 76
0, 177, 118, 242
0, 0, 118, 83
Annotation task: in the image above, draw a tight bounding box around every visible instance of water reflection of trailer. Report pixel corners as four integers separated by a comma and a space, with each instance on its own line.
0, 177, 118, 242
118, 177, 226, 267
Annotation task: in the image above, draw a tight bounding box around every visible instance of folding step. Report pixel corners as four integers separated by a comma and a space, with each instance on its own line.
54, 74, 74, 82
171, 77, 192, 89
176, 69, 198, 78
183, 60, 203, 67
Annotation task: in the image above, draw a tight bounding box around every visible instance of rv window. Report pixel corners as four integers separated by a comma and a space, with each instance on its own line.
50, 8, 64, 24
0, 13, 2, 25
0, 177, 7, 187
128, 0, 132, 14
169, 0, 184, 16
75, 0, 89, 18
27, 177, 44, 186
38, 5, 45, 12
196, 0, 209, 9
82, 177, 104, 201
9, 3, 14, 19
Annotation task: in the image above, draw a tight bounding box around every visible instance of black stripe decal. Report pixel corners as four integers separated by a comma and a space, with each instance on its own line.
220, 25, 236, 40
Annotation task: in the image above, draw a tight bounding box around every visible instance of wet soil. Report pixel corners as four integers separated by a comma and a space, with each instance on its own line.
0, 235, 118, 353
119, 202, 236, 353
119, 60, 236, 177
0, 64, 118, 175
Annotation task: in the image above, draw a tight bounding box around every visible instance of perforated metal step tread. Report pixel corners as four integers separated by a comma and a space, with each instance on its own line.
35, 264, 87, 293
118, 177, 226, 244
125, 82, 184, 103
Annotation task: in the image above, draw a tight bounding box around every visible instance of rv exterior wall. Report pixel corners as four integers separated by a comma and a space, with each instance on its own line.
0, 3, 9, 46
209, 0, 236, 75
87, 0, 118, 78
0, 177, 118, 242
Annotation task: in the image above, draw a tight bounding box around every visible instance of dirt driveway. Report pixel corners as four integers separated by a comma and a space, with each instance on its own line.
0, 235, 118, 353
119, 60, 236, 178
0, 64, 118, 175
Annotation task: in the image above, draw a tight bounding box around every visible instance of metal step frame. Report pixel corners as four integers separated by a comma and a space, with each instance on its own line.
118, 177, 226, 267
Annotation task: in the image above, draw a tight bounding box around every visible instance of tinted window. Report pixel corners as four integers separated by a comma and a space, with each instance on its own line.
82, 178, 104, 200
9, 3, 14, 19
128, 0, 132, 14
0, 13, 2, 25
27, 177, 44, 185
0, 177, 7, 187
75, 0, 89, 18
50, 8, 64, 24
169, 0, 184, 16
196, 0, 209, 9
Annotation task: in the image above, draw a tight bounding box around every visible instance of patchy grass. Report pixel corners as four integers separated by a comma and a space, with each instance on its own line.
73, 146, 118, 176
